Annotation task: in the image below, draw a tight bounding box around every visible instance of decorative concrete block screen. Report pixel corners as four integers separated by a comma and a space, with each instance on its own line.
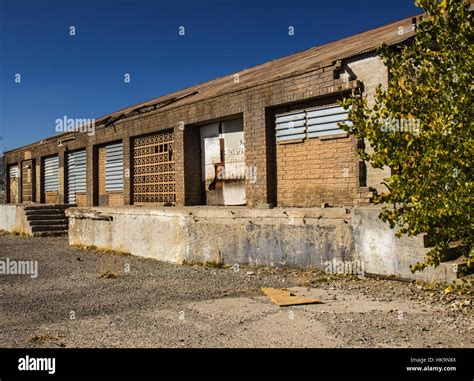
133, 130, 176, 205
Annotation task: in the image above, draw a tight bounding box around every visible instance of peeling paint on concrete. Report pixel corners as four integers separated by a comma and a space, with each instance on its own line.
66, 207, 353, 272
1, 205, 458, 282
0, 205, 32, 235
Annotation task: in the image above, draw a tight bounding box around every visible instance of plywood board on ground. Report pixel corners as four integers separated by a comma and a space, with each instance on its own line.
261, 287, 322, 307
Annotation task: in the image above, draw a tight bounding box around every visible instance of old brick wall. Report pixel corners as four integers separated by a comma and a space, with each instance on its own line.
269, 95, 360, 207
276, 136, 359, 207
98, 146, 106, 206
76, 193, 87, 207
96, 145, 124, 207
108, 193, 124, 207
184, 124, 204, 206
344, 52, 391, 196
21, 160, 34, 203
44, 192, 59, 204
3, 52, 386, 208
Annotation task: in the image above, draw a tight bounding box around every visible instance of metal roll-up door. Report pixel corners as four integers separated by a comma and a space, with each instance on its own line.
105, 142, 123, 192
67, 149, 87, 204
306, 105, 350, 138
44, 156, 59, 192
276, 110, 306, 142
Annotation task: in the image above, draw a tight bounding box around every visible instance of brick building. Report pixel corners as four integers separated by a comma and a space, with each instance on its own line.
2, 16, 417, 209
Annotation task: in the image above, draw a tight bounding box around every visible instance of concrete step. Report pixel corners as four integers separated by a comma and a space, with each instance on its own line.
31, 224, 68, 232
23, 205, 70, 235
32, 231, 68, 237
25, 209, 67, 216
443, 257, 471, 278
26, 214, 67, 221
24, 204, 70, 210
396, 234, 434, 249
29, 219, 68, 226
417, 257, 470, 283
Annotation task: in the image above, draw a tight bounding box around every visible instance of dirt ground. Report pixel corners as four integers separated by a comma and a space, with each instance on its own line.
0, 234, 472, 348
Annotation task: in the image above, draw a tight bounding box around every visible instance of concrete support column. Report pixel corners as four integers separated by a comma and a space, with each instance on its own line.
86, 145, 95, 207
58, 149, 66, 204
174, 126, 185, 206
33, 158, 40, 203
243, 108, 268, 207
122, 136, 131, 205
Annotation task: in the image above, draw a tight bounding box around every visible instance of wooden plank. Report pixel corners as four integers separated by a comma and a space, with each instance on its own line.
261, 288, 322, 307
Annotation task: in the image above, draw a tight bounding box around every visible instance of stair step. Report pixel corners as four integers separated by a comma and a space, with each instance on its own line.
24, 204, 70, 210
31, 225, 68, 232
29, 219, 68, 226
23, 205, 70, 234
26, 214, 67, 221
25, 210, 67, 216
33, 231, 68, 237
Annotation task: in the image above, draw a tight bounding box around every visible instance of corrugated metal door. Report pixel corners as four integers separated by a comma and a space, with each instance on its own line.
67, 149, 87, 204
9, 165, 19, 203
44, 156, 59, 192
105, 142, 123, 192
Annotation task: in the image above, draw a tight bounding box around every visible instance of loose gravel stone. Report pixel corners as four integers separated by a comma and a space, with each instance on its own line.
0, 235, 472, 348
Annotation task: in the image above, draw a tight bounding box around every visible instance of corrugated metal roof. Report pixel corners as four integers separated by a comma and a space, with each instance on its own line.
101, 15, 418, 118
97, 15, 418, 122
6, 14, 419, 153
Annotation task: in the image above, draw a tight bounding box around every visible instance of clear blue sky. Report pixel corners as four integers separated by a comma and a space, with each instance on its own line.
0, 0, 420, 152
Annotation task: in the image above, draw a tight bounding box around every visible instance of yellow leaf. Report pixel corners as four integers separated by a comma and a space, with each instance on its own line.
440, 0, 446, 14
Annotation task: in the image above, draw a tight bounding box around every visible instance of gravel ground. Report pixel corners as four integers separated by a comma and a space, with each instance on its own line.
0, 234, 472, 348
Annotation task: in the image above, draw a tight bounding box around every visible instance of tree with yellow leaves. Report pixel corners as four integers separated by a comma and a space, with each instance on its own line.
340, 0, 473, 272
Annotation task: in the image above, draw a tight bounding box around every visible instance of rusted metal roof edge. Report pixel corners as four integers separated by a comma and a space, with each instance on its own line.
4, 15, 420, 156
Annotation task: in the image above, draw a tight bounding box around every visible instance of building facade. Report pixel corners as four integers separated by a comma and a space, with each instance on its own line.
2, 17, 417, 209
